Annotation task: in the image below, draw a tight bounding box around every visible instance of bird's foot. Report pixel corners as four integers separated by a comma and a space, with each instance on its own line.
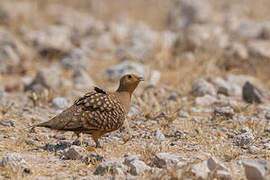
86, 146, 97, 152
95, 141, 102, 148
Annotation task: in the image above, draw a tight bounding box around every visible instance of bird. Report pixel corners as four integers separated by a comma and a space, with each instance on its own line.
34, 74, 144, 148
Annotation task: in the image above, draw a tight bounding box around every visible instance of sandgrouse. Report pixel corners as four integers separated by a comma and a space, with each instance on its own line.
35, 74, 143, 148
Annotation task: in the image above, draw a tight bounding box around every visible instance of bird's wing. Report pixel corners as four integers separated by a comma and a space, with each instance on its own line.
37, 89, 126, 132
72, 89, 126, 131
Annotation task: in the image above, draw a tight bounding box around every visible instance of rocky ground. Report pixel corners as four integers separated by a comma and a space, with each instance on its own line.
0, 0, 270, 179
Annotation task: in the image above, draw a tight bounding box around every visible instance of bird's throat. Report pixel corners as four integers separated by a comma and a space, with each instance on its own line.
115, 91, 131, 113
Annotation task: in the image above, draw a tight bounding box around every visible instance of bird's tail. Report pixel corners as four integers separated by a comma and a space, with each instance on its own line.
35, 121, 52, 128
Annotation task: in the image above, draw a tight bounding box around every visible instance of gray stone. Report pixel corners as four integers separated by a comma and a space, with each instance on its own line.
261, 22, 270, 39
116, 24, 159, 61
82, 153, 104, 165
195, 94, 217, 106
62, 145, 86, 160
154, 129, 165, 141
191, 78, 216, 97
234, 130, 254, 147
42, 141, 71, 152
106, 61, 148, 81
61, 48, 90, 70
226, 74, 257, 97
266, 112, 270, 120
216, 170, 232, 180
248, 40, 270, 59
190, 160, 210, 180
128, 160, 151, 176
190, 158, 230, 180
168, 0, 213, 30
0, 28, 27, 73
248, 146, 260, 154
234, 20, 263, 39
73, 68, 95, 90
207, 157, 228, 171
242, 159, 269, 180
154, 153, 185, 168
52, 97, 68, 109
264, 143, 270, 150
26, 25, 72, 53
177, 110, 190, 118
186, 24, 228, 49
224, 42, 248, 60
160, 31, 178, 50
210, 77, 231, 96
0, 153, 27, 170
94, 159, 126, 176
181, 51, 195, 61
149, 70, 161, 86
242, 81, 263, 104
95, 32, 116, 53
213, 106, 234, 120
124, 154, 141, 166
25, 66, 64, 92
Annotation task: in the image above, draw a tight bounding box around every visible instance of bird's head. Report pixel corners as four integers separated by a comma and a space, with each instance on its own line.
117, 74, 144, 94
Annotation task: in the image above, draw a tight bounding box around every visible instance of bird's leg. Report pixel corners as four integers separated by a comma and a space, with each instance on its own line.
79, 133, 84, 147
94, 139, 101, 148
92, 131, 102, 148
73, 132, 83, 146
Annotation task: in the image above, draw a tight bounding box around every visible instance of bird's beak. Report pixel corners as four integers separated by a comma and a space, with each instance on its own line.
138, 77, 144, 81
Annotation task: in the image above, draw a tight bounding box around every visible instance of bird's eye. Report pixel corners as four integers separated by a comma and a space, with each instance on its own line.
128, 75, 132, 79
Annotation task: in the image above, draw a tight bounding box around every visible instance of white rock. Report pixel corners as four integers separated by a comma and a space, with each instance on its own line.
159, 31, 178, 50
181, 51, 195, 61
226, 74, 257, 97
216, 170, 232, 180
154, 129, 165, 141
106, 61, 158, 84
195, 94, 217, 106
242, 160, 269, 180
62, 145, 86, 160
261, 22, 270, 39
61, 48, 90, 70
94, 159, 126, 176
155, 153, 185, 168
248, 40, 270, 59
0, 153, 27, 170
52, 97, 68, 109
124, 154, 141, 166
0, 28, 29, 73
177, 110, 190, 118
210, 77, 231, 96
168, 0, 213, 30
234, 131, 254, 147
106, 61, 145, 80
116, 24, 159, 61
224, 42, 248, 60
73, 68, 95, 90
233, 20, 263, 39
248, 146, 260, 154
207, 157, 228, 171
128, 160, 151, 176
149, 70, 161, 86
190, 160, 210, 179
25, 66, 65, 91
26, 25, 72, 52
186, 24, 229, 49
191, 78, 216, 97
